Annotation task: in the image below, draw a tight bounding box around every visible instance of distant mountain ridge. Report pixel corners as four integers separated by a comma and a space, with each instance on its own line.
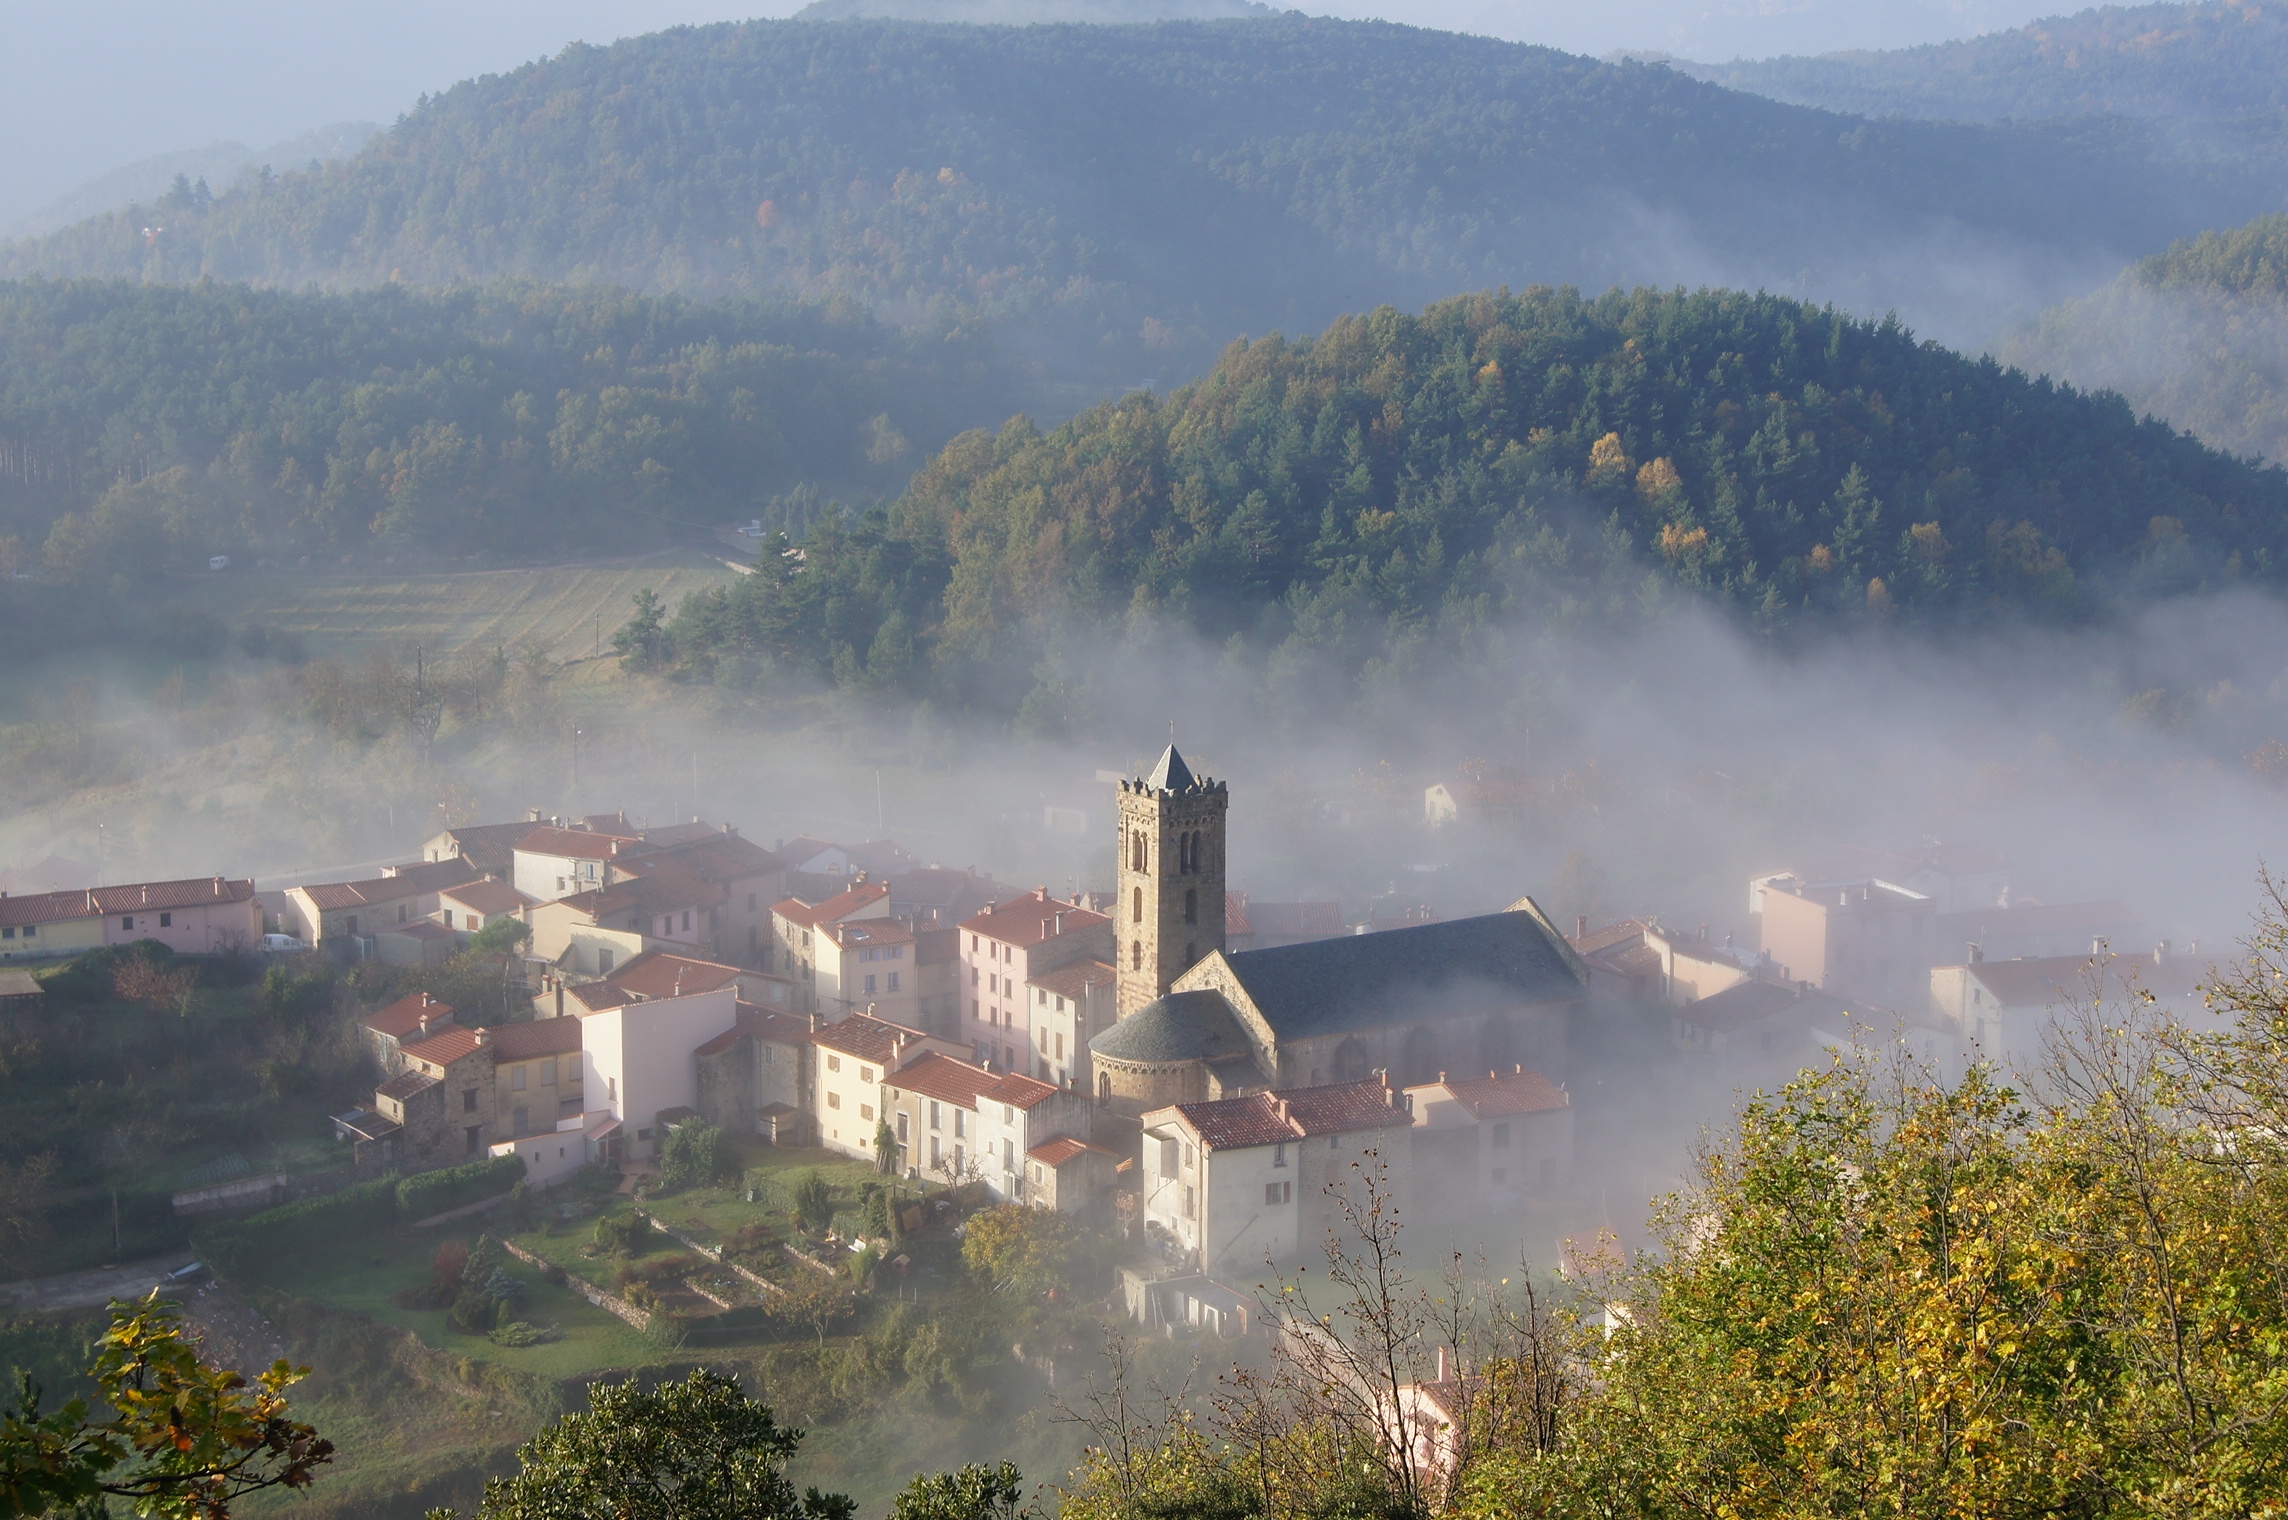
1685, 0, 2288, 123
4, 14, 2283, 376
0, 123, 380, 242
795, 0, 1270, 18
2006, 213, 2288, 465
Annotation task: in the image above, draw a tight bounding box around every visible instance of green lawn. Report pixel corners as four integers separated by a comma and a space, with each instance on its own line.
257, 1227, 657, 1381
163, 552, 738, 663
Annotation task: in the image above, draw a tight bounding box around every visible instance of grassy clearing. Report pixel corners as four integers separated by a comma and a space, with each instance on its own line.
164, 552, 738, 662
255, 1226, 657, 1381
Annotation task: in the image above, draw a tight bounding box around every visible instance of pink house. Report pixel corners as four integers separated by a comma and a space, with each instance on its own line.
959, 888, 1112, 1073
97, 877, 262, 954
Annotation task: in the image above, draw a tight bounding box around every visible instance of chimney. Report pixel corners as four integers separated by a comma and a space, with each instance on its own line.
475, 1026, 491, 1047
2092, 936, 2104, 957
418, 1013, 433, 1036
2155, 939, 2170, 965
1575, 914, 1587, 940
141, 884, 148, 905
808, 1011, 820, 1032
529, 807, 543, 822
1514, 1063, 1523, 1075
1055, 911, 1066, 934
1839, 891, 1849, 907
1698, 923, 1708, 941
1437, 1070, 1447, 1084
214, 874, 224, 895
1968, 942, 1983, 963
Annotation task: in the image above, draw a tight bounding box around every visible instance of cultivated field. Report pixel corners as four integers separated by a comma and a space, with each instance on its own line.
166, 550, 741, 662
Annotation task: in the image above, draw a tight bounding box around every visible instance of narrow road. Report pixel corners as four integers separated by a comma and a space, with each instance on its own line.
0, 1253, 199, 1315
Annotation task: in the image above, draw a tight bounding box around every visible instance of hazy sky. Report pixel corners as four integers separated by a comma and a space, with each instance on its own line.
2, 0, 2067, 228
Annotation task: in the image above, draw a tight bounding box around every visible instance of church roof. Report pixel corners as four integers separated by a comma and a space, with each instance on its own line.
1219, 910, 1582, 1043
1146, 744, 1195, 793
1090, 990, 1254, 1065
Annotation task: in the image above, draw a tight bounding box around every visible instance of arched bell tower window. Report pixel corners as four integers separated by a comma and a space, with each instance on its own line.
1133, 887, 1143, 923
1131, 941, 1142, 971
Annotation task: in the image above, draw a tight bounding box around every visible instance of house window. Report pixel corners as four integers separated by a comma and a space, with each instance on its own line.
122, 915, 134, 929
598, 948, 614, 973
860, 1104, 874, 1121
1491, 1122, 1511, 1149
346, 915, 357, 935
465, 1125, 483, 1155
442, 910, 454, 928
930, 1101, 942, 1130
931, 1134, 942, 1166
557, 878, 567, 892
953, 1110, 965, 1138
827, 1054, 841, 1072
897, 1112, 910, 1141
158, 912, 172, 928
888, 972, 900, 992
1003, 1138, 1014, 1167
607, 1077, 616, 1103
463, 1088, 480, 1112
864, 974, 877, 995
1002, 1104, 1014, 1124
512, 1066, 527, 1091
513, 1106, 528, 1133
1265, 1181, 1291, 1204
828, 1092, 842, 1110
682, 911, 691, 931
1273, 1142, 1286, 1167
1055, 1033, 1064, 1059
860, 1066, 875, 1083
542, 1061, 556, 1086
1184, 1185, 1195, 1219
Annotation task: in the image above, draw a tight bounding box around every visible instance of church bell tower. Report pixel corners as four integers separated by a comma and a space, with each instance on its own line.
1115, 744, 1228, 1019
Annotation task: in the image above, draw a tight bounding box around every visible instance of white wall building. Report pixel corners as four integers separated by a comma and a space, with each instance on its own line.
579, 986, 738, 1161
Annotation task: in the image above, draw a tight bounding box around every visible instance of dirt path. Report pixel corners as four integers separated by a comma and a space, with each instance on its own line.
0, 1253, 197, 1315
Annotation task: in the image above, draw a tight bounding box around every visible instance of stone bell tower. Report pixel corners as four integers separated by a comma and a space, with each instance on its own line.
1115, 744, 1228, 1019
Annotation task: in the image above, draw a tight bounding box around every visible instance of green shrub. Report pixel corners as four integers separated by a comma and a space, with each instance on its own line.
192, 1173, 399, 1277
487, 1321, 555, 1348
395, 1154, 525, 1223
657, 1117, 722, 1191
790, 1171, 834, 1235
592, 1210, 652, 1255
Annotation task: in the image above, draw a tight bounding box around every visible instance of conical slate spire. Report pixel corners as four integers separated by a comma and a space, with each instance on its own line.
1145, 743, 1196, 792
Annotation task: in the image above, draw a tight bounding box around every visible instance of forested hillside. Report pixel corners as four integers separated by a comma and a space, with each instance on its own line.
1687, 0, 2288, 124
4, 16, 2280, 373
648, 285, 2284, 717
2005, 213, 2288, 464
0, 280, 1009, 568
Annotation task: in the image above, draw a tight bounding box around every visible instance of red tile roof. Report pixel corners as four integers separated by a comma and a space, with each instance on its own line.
1170, 1076, 1412, 1152
960, 888, 1108, 948
401, 1026, 487, 1068
487, 1017, 582, 1060
693, 1026, 745, 1058
1432, 1067, 1569, 1118
376, 858, 484, 892
560, 862, 726, 921
516, 826, 638, 861
821, 917, 913, 950
362, 993, 457, 1040
440, 879, 534, 915
295, 874, 428, 911
1029, 1136, 1119, 1167
604, 951, 742, 1002
384, 919, 456, 941
1, 876, 259, 927
566, 981, 633, 1014
1571, 919, 1651, 956
621, 831, 785, 885
376, 1069, 440, 1102
777, 837, 841, 870
811, 1011, 929, 1064
773, 880, 891, 928
983, 1070, 1060, 1110
732, 1001, 815, 1044
884, 1051, 1000, 1108
1030, 959, 1115, 1000
427, 821, 536, 872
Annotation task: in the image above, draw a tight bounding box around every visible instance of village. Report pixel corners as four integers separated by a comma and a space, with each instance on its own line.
0, 745, 2198, 1339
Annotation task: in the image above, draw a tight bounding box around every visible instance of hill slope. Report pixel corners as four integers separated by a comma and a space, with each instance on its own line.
1686, 0, 2288, 123
0, 280, 1010, 568
2004, 213, 2288, 465
4, 16, 2281, 370
655, 285, 2286, 713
